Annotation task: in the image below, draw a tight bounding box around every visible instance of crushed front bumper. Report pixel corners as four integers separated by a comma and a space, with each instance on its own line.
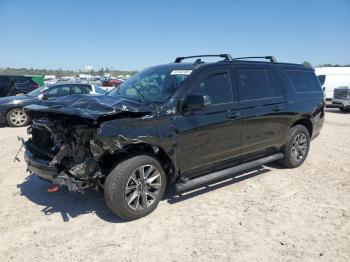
24, 147, 59, 182
22, 140, 84, 191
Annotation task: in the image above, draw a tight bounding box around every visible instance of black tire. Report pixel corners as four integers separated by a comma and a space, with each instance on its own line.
5, 108, 29, 127
104, 155, 167, 221
279, 125, 310, 168
339, 107, 349, 113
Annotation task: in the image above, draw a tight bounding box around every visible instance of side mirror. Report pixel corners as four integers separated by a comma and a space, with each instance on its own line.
183, 94, 211, 111
38, 93, 49, 100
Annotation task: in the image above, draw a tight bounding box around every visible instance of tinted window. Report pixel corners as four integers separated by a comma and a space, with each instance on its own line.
286, 71, 321, 92
317, 75, 326, 86
0, 76, 10, 85
238, 69, 276, 100
46, 85, 70, 97
72, 85, 90, 94
190, 72, 233, 104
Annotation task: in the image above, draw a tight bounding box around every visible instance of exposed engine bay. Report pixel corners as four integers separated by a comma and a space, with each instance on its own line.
24, 115, 103, 191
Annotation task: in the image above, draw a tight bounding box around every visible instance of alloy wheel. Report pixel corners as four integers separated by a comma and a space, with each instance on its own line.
9, 109, 28, 126
291, 133, 308, 162
125, 165, 162, 211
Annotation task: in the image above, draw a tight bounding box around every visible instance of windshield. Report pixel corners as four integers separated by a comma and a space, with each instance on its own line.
27, 86, 47, 97
108, 67, 191, 103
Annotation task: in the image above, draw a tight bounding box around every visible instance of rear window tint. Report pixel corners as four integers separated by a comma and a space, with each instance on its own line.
285, 70, 321, 92
317, 75, 326, 86
238, 68, 277, 100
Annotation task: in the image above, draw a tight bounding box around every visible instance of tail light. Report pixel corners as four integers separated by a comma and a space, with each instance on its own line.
32, 83, 39, 89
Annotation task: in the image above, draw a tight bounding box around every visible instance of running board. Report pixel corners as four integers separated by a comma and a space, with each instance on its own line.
175, 153, 284, 192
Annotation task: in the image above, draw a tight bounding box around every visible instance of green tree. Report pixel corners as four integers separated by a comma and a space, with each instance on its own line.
303, 61, 312, 68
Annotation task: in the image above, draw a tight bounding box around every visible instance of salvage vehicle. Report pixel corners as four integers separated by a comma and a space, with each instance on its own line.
0, 75, 44, 98
332, 86, 350, 112
21, 54, 325, 221
0, 83, 105, 127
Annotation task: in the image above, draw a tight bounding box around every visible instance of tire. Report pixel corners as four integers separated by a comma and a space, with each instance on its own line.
279, 125, 310, 168
6, 108, 29, 127
339, 107, 349, 113
104, 155, 167, 221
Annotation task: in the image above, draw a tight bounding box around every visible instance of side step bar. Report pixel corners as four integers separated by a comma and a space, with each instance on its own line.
175, 153, 284, 192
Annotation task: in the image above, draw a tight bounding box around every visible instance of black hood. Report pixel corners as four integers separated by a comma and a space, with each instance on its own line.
24, 94, 154, 120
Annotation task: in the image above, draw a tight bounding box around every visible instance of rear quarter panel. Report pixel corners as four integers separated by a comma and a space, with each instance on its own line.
276, 66, 325, 141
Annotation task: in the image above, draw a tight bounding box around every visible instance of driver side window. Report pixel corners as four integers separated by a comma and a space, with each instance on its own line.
46, 85, 70, 98
189, 72, 233, 105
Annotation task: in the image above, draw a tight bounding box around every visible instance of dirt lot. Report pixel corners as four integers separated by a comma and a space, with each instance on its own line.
0, 108, 349, 262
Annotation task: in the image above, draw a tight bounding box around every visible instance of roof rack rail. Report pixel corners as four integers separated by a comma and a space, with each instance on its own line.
174, 54, 233, 63
233, 56, 278, 63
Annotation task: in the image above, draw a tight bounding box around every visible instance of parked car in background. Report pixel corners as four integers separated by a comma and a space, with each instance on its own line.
332, 86, 350, 112
0, 75, 44, 97
44, 75, 57, 86
102, 78, 123, 87
22, 54, 325, 220
315, 67, 350, 102
0, 83, 105, 127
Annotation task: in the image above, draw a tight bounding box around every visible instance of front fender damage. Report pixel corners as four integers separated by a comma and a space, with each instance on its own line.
23, 107, 178, 192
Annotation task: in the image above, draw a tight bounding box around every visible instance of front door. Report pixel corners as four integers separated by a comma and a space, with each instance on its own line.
175, 66, 242, 177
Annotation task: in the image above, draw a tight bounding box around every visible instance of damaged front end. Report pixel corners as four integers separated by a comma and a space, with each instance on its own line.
20, 95, 166, 193
23, 116, 103, 192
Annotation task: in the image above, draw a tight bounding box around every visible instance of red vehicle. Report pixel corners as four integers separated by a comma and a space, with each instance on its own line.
102, 79, 123, 87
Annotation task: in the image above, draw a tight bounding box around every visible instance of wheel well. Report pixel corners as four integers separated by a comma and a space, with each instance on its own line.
291, 118, 313, 137
99, 143, 175, 178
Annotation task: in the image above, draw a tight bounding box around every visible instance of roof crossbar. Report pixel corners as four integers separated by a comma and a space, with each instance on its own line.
233, 56, 278, 63
174, 54, 233, 63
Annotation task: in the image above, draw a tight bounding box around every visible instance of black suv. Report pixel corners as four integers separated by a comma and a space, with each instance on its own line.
0, 75, 42, 97
21, 54, 325, 220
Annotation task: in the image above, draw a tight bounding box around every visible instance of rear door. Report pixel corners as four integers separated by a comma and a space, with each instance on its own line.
235, 65, 287, 157
176, 66, 242, 176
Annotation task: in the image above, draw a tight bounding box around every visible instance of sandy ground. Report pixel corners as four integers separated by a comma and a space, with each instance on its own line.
0, 108, 349, 262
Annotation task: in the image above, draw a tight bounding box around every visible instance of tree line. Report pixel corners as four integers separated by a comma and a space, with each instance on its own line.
0, 67, 137, 77
303, 62, 350, 68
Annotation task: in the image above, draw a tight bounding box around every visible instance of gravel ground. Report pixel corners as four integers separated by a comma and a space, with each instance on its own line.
0, 108, 349, 262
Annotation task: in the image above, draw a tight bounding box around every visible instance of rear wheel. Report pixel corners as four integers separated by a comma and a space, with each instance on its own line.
6, 108, 29, 127
339, 107, 349, 112
104, 155, 166, 221
280, 125, 310, 168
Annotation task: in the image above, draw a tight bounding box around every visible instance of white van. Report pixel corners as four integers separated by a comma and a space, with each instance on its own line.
314, 67, 350, 100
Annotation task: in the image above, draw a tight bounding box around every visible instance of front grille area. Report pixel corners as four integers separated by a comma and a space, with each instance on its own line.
334, 88, 349, 99
32, 127, 53, 150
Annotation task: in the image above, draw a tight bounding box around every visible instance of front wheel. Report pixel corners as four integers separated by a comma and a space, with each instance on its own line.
279, 125, 310, 168
104, 155, 166, 221
6, 108, 29, 127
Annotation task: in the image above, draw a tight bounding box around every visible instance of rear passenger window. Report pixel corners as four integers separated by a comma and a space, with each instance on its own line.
285, 71, 321, 92
238, 69, 276, 100
72, 85, 90, 94
190, 72, 233, 104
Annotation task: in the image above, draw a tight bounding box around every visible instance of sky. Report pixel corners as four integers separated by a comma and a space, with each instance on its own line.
0, 0, 349, 71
